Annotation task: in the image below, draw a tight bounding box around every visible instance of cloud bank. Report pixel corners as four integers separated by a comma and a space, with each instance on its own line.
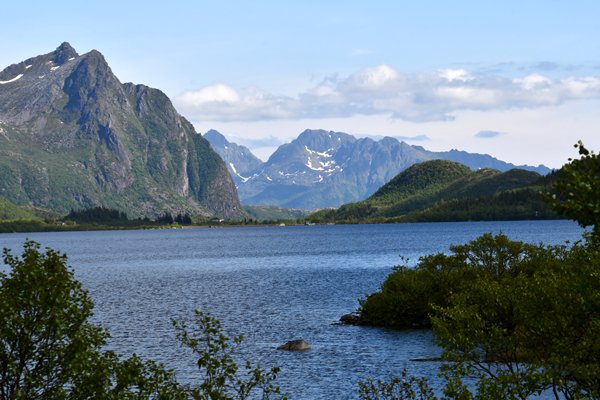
175, 65, 600, 122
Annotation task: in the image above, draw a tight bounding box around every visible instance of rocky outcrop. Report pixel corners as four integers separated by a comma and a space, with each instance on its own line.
339, 313, 362, 325
277, 340, 311, 351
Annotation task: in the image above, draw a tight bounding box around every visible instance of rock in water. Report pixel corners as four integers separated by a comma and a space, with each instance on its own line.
277, 339, 310, 351
339, 313, 361, 324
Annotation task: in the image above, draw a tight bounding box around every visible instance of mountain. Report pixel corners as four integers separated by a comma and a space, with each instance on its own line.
0, 43, 244, 218
210, 129, 550, 210
309, 160, 558, 223
204, 129, 263, 185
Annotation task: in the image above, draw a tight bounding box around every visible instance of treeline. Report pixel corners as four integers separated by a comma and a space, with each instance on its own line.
65, 207, 129, 223
393, 188, 560, 222
63, 207, 193, 226
0, 206, 199, 233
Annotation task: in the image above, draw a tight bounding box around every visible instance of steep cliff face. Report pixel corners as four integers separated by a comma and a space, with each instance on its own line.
0, 43, 244, 218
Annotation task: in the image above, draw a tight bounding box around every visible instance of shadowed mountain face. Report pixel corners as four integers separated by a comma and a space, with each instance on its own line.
204, 129, 263, 183
205, 129, 550, 210
0, 43, 244, 218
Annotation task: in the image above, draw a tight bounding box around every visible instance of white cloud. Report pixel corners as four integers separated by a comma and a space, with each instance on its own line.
177, 84, 298, 121
351, 64, 399, 88
438, 68, 473, 82
515, 74, 551, 90
175, 65, 600, 123
180, 84, 241, 105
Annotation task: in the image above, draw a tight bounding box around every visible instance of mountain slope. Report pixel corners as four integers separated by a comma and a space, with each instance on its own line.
0, 197, 41, 221
309, 160, 557, 222
0, 43, 244, 218
211, 129, 550, 210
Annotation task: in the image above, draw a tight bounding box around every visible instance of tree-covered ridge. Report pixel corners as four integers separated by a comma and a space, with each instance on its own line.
310, 159, 557, 223
368, 160, 472, 205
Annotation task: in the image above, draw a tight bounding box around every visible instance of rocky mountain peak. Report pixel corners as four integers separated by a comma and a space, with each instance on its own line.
0, 43, 245, 219
204, 129, 229, 147
53, 42, 79, 64
297, 129, 355, 151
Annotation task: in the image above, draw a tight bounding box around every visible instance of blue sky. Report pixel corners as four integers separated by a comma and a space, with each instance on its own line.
2, 1, 600, 167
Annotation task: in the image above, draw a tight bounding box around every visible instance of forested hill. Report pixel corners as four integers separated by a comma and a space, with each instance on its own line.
309, 160, 560, 223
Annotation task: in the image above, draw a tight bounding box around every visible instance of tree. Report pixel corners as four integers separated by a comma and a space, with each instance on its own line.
0, 240, 183, 399
0, 240, 107, 398
432, 238, 600, 399
358, 236, 600, 399
548, 141, 600, 239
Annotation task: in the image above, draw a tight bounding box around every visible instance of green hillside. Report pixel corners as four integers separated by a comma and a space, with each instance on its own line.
0, 197, 44, 221
309, 160, 559, 223
0, 197, 57, 221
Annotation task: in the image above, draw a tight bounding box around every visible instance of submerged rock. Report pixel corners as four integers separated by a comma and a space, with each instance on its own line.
277, 339, 310, 351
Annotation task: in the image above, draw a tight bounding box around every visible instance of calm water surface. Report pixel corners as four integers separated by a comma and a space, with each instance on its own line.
0, 221, 584, 399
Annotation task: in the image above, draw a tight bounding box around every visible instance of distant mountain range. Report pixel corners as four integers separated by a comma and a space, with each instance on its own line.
0, 43, 244, 218
205, 129, 551, 210
309, 159, 559, 223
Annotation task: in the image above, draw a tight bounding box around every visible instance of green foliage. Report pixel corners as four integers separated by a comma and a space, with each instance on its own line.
359, 234, 538, 328
360, 234, 600, 399
0, 196, 41, 221
358, 142, 600, 398
398, 186, 559, 223
0, 240, 105, 399
433, 238, 600, 399
548, 141, 600, 238
358, 369, 436, 400
174, 310, 286, 400
369, 160, 472, 206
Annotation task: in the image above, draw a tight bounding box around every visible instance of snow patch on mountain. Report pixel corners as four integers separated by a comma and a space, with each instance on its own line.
0, 74, 23, 84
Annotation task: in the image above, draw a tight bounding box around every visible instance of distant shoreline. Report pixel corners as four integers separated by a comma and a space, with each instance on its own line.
0, 216, 567, 235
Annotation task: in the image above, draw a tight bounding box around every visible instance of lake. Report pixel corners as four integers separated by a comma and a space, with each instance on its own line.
0, 220, 584, 399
